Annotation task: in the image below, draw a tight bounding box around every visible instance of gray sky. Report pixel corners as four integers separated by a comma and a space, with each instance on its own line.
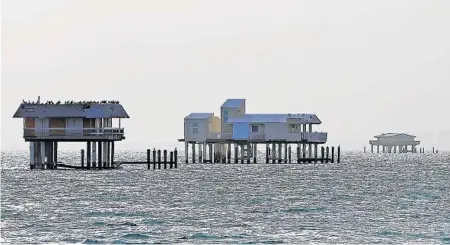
2, 0, 450, 151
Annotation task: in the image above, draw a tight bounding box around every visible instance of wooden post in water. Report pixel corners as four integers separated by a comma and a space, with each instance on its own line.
111, 142, 115, 168
288, 145, 292, 163
170, 151, 174, 169
337, 145, 341, 163
253, 144, 257, 163
163, 150, 167, 169
240, 145, 244, 164
321, 146, 324, 163
147, 149, 151, 170
157, 149, 161, 169
54, 142, 58, 169
247, 144, 250, 164
152, 149, 156, 170
81, 149, 85, 169
326, 146, 329, 163
174, 148, 178, 169
86, 141, 91, 170
278, 143, 282, 163
98, 142, 102, 169
266, 145, 269, 163
297, 145, 300, 163
234, 145, 238, 163
314, 144, 318, 163
331, 147, 335, 163
192, 143, 196, 163
284, 143, 288, 163
227, 143, 231, 164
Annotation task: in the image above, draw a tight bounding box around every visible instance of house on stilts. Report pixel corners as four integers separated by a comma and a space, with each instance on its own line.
13, 97, 129, 169
179, 99, 330, 163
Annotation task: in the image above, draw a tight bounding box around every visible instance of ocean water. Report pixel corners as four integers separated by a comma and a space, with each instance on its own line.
1, 150, 450, 244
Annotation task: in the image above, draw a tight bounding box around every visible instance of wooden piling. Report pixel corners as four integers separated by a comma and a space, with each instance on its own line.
147, 149, 151, 170
284, 144, 288, 163
174, 148, 178, 168
98, 141, 102, 169
240, 145, 244, 164
278, 143, 282, 163
227, 144, 231, 164
296, 145, 300, 163
326, 146, 329, 163
157, 149, 161, 169
288, 145, 291, 163
54, 142, 58, 169
321, 146, 324, 163
163, 150, 167, 169
337, 146, 341, 163
87, 141, 91, 169
247, 144, 250, 164
234, 145, 238, 163
192, 144, 196, 163
314, 144, 318, 163
170, 151, 174, 169
253, 144, 257, 163
81, 149, 85, 169
111, 141, 115, 168
331, 146, 335, 163
153, 149, 156, 169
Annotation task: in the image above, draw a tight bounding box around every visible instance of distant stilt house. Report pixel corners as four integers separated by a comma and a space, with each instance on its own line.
369, 133, 420, 153
180, 99, 329, 163
13, 98, 129, 169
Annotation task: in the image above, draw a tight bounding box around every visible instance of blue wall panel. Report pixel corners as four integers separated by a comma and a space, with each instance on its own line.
232, 122, 250, 140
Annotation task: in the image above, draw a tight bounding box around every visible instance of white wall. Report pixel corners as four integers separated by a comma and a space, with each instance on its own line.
184, 118, 208, 142
377, 135, 416, 145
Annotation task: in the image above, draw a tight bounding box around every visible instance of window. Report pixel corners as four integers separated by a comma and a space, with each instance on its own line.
290, 124, 301, 133
193, 123, 199, 134
251, 125, 258, 133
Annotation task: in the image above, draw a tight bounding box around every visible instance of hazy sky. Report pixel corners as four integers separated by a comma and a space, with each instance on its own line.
2, 0, 450, 151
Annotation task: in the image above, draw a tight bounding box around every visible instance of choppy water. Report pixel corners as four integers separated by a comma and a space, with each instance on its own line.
1, 150, 450, 244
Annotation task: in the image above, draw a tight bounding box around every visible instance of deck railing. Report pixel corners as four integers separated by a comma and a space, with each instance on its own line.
207, 132, 220, 139
220, 133, 233, 139
23, 127, 125, 137
301, 132, 327, 143
249, 132, 265, 140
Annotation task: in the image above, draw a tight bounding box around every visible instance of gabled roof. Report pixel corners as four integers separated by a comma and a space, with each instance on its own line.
226, 113, 321, 124
375, 133, 415, 138
13, 103, 130, 118
221, 99, 245, 108
185, 113, 213, 119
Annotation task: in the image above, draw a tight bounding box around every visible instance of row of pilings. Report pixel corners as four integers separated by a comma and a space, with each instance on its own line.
185, 142, 340, 164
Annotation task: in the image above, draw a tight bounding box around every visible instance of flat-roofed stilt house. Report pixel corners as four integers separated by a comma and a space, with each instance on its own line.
183, 113, 221, 163
13, 98, 129, 169
369, 133, 420, 153
180, 98, 328, 163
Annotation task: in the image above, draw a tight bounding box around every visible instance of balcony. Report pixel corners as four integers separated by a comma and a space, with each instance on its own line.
23, 127, 125, 141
